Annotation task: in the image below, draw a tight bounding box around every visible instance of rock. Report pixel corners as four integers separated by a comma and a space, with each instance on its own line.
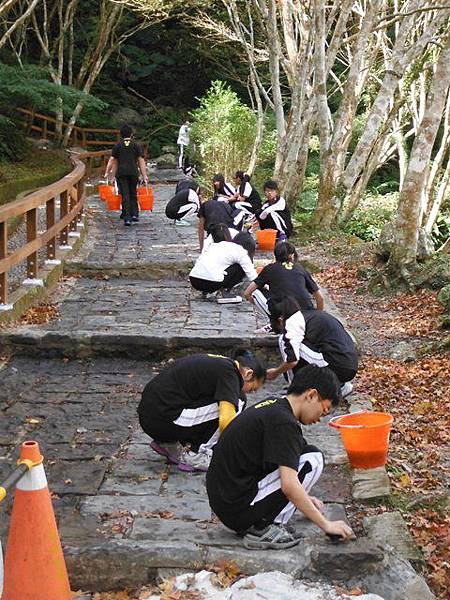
155, 153, 177, 169
352, 467, 391, 499
389, 341, 417, 362
32, 138, 56, 150
377, 223, 434, 262
111, 108, 144, 129
144, 570, 386, 600
437, 284, 450, 312
363, 512, 422, 561
310, 539, 385, 580
161, 144, 177, 154
348, 549, 435, 600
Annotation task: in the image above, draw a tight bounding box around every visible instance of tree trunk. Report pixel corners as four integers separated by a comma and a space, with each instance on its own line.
247, 69, 265, 176
389, 35, 450, 271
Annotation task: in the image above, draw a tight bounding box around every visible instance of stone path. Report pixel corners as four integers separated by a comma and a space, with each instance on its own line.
0, 182, 433, 599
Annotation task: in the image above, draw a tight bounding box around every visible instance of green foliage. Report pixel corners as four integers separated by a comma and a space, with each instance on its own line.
0, 115, 26, 161
142, 107, 185, 158
343, 192, 397, 241
430, 212, 450, 250
252, 110, 277, 190
0, 62, 105, 119
190, 81, 257, 188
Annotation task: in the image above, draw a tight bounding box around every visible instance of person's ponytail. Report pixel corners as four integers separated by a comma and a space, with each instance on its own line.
230, 347, 266, 381
274, 241, 298, 263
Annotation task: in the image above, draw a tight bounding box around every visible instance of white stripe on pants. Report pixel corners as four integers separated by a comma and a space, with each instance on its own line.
252, 289, 271, 321
279, 334, 294, 383
177, 202, 198, 220
249, 451, 324, 525
198, 399, 246, 454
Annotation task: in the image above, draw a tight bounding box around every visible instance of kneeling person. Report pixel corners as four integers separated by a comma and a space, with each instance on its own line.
206, 365, 353, 549
138, 350, 266, 472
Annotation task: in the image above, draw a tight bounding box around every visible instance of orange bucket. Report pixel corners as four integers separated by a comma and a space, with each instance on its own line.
329, 411, 393, 469
137, 186, 154, 210
98, 184, 114, 201
106, 194, 122, 211
256, 229, 277, 251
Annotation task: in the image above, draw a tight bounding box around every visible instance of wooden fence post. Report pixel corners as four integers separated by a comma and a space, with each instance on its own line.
59, 190, 69, 246
0, 222, 7, 305
26, 208, 38, 279
46, 198, 56, 260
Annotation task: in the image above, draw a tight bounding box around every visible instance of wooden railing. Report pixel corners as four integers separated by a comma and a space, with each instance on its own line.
0, 150, 111, 306
16, 108, 121, 148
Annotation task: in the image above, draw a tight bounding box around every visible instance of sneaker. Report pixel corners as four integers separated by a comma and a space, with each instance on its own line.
243, 523, 300, 550
132, 216, 139, 223
201, 291, 218, 301
340, 382, 354, 398
217, 290, 243, 304
150, 440, 183, 464
255, 323, 274, 334
175, 219, 191, 227
177, 449, 211, 472
283, 523, 304, 541
124, 219, 132, 226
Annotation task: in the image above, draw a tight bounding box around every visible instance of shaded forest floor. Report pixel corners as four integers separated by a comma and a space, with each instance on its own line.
295, 231, 449, 599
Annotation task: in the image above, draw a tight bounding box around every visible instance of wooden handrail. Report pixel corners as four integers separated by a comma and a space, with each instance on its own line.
16, 108, 149, 157
16, 108, 121, 148
0, 149, 111, 306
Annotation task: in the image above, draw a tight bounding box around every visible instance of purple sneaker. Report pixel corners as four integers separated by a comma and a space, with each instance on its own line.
150, 440, 182, 464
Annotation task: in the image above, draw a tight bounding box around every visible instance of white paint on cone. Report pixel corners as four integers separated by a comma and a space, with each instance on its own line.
16, 463, 47, 491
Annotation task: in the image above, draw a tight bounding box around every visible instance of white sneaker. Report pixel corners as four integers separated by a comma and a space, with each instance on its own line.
255, 323, 274, 334
175, 218, 192, 227
217, 290, 243, 304
340, 382, 354, 398
177, 449, 211, 472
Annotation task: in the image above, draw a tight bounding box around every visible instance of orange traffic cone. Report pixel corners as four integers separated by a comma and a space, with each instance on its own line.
1, 441, 71, 600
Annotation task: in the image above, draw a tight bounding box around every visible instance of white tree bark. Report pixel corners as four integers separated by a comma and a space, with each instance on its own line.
0, 0, 41, 51
390, 34, 450, 269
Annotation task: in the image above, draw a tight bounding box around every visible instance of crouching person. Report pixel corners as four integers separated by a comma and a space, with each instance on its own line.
138, 349, 266, 472
206, 364, 354, 549
165, 186, 201, 224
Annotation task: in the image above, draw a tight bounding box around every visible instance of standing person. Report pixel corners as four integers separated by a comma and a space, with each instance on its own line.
165, 186, 201, 224
177, 120, 190, 169
206, 364, 354, 548
257, 180, 293, 241
267, 296, 358, 397
138, 349, 267, 472
107, 124, 148, 226
243, 241, 324, 333
190, 223, 258, 303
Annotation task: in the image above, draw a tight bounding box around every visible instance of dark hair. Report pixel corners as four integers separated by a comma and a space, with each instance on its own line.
230, 347, 267, 382
213, 173, 226, 195
120, 124, 133, 138
235, 171, 251, 195
270, 296, 300, 321
233, 231, 256, 260
274, 241, 298, 263
209, 223, 232, 243
235, 170, 250, 182
288, 364, 341, 407
263, 179, 279, 192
